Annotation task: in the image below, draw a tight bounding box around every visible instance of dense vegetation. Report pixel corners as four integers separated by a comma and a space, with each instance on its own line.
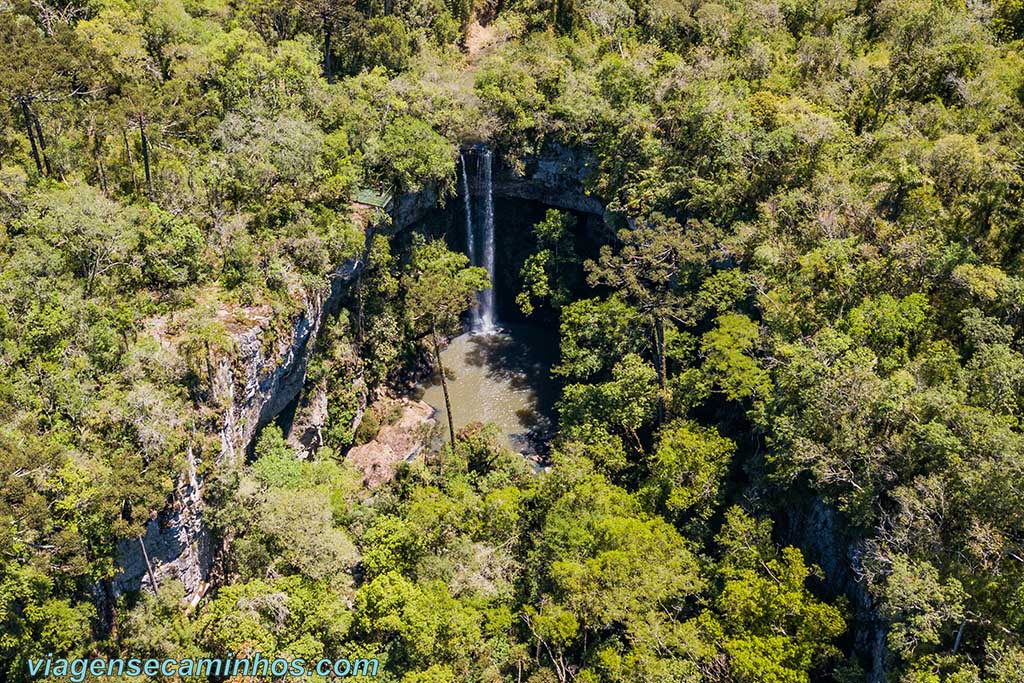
2, 0, 1024, 681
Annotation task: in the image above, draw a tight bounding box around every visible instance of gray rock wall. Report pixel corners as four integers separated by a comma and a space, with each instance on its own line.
784, 498, 891, 681
490, 145, 607, 218
111, 258, 363, 602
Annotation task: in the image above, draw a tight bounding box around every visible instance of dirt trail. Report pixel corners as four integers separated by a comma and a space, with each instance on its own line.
465, 20, 497, 65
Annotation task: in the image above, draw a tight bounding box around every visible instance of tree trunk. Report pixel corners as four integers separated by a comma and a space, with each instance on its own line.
102, 578, 118, 640
323, 21, 333, 83
138, 115, 153, 200
123, 128, 138, 191
93, 127, 109, 195
952, 619, 967, 654
204, 339, 215, 401
138, 535, 158, 594
653, 314, 667, 423
19, 98, 44, 176
97, 156, 109, 195
432, 325, 457, 446
355, 278, 365, 343
32, 112, 53, 177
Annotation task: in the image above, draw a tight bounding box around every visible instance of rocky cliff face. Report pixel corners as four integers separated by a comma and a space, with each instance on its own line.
217, 258, 365, 464
782, 499, 891, 681
490, 145, 607, 218
107, 444, 211, 608
110, 258, 363, 603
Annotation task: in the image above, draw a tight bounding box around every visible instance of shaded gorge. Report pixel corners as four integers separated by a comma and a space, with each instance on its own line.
403, 147, 607, 455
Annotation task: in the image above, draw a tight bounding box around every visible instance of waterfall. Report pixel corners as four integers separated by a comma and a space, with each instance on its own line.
461, 147, 498, 334
478, 148, 496, 332
459, 153, 480, 330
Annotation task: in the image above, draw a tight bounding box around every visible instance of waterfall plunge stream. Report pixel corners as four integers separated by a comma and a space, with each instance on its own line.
460, 148, 497, 333
459, 152, 480, 330
478, 149, 496, 332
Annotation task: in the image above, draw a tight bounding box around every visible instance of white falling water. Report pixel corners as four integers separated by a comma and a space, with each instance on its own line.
478, 148, 497, 332
459, 153, 480, 330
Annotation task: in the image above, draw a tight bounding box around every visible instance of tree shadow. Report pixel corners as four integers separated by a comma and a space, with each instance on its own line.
462, 325, 557, 409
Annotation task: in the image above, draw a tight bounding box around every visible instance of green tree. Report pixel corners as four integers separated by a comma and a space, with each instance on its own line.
402, 237, 488, 444
697, 313, 770, 403
517, 208, 579, 316
587, 213, 710, 420
0, 13, 75, 176
647, 418, 735, 529
709, 508, 847, 683
554, 295, 645, 381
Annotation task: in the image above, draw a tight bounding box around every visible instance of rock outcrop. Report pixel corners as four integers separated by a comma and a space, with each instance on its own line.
782, 498, 891, 682
489, 145, 606, 217
111, 257, 363, 602
346, 399, 437, 488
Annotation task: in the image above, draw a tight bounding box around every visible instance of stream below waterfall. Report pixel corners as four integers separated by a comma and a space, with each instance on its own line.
414, 323, 558, 454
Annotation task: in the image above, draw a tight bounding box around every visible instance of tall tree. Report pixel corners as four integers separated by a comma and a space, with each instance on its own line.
587, 213, 711, 421
0, 14, 73, 176
402, 236, 488, 445
116, 84, 161, 200
300, 0, 359, 82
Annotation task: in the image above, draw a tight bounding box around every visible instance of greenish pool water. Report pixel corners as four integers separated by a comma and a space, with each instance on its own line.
414, 323, 558, 453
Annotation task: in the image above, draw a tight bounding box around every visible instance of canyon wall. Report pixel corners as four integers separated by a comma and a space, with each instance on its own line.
110, 258, 363, 602
489, 145, 605, 217
107, 185, 450, 604
781, 499, 891, 681
106, 144, 890, 681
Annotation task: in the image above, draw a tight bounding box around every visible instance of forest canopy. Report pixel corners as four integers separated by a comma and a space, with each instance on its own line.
2, 0, 1024, 681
